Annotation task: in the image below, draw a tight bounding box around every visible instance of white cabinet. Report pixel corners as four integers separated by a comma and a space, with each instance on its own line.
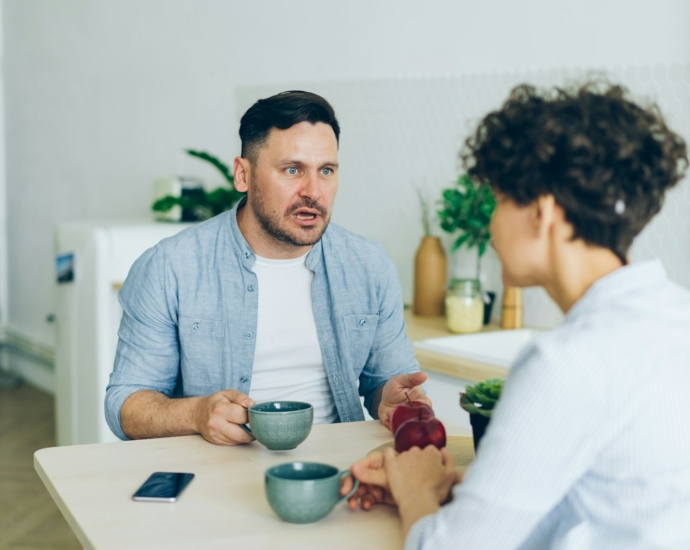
54, 220, 191, 445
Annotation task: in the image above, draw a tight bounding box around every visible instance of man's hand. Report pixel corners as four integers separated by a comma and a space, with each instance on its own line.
194, 390, 256, 446
377, 372, 432, 431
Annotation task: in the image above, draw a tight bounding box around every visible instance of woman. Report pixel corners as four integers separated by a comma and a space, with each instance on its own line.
344, 82, 690, 549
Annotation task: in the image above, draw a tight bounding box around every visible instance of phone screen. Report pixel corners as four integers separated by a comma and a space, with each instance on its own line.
132, 472, 195, 502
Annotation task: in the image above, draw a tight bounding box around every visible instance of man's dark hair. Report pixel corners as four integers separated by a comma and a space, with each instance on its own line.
462, 81, 688, 264
239, 90, 340, 165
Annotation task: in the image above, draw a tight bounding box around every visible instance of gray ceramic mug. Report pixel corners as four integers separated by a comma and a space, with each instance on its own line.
239, 401, 313, 450
265, 462, 359, 523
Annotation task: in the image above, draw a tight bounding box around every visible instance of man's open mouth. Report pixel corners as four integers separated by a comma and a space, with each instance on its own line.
294, 212, 317, 220
292, 208, 321, 222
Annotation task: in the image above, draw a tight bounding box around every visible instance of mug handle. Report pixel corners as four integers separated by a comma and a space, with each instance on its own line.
239, 407, 253, 436
337, 470, 359, 503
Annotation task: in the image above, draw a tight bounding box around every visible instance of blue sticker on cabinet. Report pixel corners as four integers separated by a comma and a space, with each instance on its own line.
56, 252, 75, 283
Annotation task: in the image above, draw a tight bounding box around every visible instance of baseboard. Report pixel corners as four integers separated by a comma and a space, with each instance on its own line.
0, 326, 55, 394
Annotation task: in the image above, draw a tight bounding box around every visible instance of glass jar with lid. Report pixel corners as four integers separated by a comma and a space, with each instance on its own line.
445, 278, 484, 334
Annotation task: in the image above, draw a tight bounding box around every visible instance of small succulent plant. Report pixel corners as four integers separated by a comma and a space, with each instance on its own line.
459, 378, 503, 418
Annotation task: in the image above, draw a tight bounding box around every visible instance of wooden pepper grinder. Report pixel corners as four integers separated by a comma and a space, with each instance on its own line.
501, 287, 523, 329
413, 236, 447, 316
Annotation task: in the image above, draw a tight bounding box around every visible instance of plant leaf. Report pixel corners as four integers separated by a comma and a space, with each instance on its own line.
460, 394, 492, 417
436, 174, 496, 262
186, 149, 236, 188
451, 233, 471, 251
151, 195, 181, 212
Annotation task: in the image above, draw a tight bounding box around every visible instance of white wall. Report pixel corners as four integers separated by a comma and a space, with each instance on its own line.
0, 1, 7, 338
3, 0, 690, 350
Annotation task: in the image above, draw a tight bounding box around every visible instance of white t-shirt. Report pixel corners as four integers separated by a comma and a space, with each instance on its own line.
248, 251, 338, 425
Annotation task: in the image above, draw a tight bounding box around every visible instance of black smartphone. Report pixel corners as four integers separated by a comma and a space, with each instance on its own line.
132, 472, 195, 502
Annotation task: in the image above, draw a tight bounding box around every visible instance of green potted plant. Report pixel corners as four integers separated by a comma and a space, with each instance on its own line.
152, 150, 245, 221
438, 174, 495, 280
459, 377, 503, 451
438, 175, 496, 326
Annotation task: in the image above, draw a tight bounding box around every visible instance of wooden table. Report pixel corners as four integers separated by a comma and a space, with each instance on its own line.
404, 310, 508, 382
35, 420, 470, 549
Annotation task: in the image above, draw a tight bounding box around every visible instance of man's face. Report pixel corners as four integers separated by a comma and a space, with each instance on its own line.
246, 121, 339, 249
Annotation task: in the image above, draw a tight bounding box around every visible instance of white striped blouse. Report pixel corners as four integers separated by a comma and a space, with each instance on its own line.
406, 259, 690, 549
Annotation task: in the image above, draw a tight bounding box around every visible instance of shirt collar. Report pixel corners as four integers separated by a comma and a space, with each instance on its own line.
566, 258, 667, 319
226, 196, 324, 271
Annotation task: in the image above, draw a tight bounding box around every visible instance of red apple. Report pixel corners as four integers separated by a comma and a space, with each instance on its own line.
390, 400, 435, 436
394, 413, 447, 453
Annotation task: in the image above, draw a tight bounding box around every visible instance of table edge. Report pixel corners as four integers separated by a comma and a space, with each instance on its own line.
35, 449, 95, 550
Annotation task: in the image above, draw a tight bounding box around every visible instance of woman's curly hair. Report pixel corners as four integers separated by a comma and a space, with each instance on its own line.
462, 81, 688, 263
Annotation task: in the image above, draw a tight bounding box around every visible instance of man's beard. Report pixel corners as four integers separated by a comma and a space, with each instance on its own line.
249, 187, 330, 248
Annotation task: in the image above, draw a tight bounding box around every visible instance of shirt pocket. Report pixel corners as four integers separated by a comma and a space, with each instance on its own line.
178, 317, 225, 391
343, 313, 379, 369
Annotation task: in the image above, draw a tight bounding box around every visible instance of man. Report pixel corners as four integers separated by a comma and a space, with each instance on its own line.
105, 91, 429, 445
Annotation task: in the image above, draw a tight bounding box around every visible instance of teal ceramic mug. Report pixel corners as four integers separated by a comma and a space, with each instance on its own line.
239, 401, 313, 450
265, 462, 359, 524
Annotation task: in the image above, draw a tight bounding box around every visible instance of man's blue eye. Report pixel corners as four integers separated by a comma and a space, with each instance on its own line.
288, 167, 298, 175
322, 168, 332, 175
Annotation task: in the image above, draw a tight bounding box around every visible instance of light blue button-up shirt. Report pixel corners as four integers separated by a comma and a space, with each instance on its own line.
105, 200, 420, 441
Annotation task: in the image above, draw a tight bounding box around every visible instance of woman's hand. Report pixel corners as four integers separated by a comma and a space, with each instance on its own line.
343, 445, 462, 513
341, 451, 396, 510
384, 445, 456, 507
383, 445, 457, 536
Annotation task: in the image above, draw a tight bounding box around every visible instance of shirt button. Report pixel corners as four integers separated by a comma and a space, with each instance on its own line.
240, 376, 249, 383
247, 285, 254, 292
192, 322, 200, 331
244, 252, 251, 259
359, 318, 367, 326
333, 375, 339, 384
245, 332, 252, 339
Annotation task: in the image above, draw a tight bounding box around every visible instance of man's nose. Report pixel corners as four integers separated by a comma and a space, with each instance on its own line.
299, 171, 322, 200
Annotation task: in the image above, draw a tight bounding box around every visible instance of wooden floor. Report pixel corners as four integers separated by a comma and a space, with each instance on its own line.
0, 384, 81, 549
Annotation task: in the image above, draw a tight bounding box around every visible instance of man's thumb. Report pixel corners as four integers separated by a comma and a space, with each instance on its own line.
401, 371, 428, 388
222, 389, 254, 408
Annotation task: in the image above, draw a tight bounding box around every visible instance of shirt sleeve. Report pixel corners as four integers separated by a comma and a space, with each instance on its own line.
358, 249, 422, 416
403, 334, 609, 549
104, 246, 180, 440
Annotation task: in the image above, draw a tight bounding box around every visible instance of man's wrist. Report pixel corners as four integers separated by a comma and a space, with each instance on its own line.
371, 383, 386, 420
186, 396, 205, 435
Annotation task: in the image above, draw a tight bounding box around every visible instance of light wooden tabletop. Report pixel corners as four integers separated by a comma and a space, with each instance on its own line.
35, 420, 470, 550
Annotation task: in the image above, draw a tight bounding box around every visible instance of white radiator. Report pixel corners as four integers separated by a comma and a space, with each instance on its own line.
55, 220, 191, 446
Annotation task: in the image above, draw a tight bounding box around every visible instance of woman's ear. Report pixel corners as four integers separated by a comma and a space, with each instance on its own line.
233, 157, 251, 193
533, 194, 557, 238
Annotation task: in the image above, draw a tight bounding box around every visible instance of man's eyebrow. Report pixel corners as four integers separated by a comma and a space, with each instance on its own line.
277, 159, 339, 168
277, 159, 305, 167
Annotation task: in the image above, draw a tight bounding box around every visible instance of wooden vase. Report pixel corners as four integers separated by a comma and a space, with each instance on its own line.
413, 237, 447, 316
501, 287, 523, 329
